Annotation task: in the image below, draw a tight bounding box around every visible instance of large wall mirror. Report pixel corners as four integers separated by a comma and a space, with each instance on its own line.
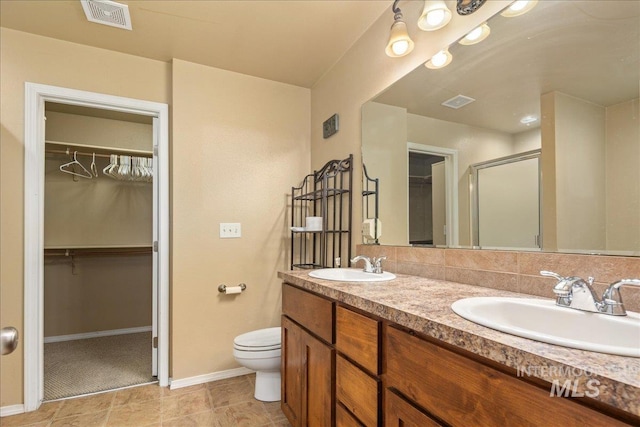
362, 0, 639, 256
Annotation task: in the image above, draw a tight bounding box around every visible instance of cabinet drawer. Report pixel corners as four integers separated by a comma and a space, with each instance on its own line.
282, 283, 333, 343
336, 305, 379, 374
385, 325, 631, 427
336, 403, 363, 427
336, 355, 379, 427
385, 389, 443, 427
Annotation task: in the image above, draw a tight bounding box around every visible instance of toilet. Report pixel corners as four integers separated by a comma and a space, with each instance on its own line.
233, 327, 281, 402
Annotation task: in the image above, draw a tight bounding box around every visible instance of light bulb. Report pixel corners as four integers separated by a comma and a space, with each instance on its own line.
392, 40, 410, 56
501, 0, 537, 17
418, 0, 452, 31
425, 48, 452, 69
510, 0, 528, 12
385, 18, 414, 57
466, 26, 483, 41
426, 9, 445, 26
431, 51, 448, 67
459, 23, 490, 45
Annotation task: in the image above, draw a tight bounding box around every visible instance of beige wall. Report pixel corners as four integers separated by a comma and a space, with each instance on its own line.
171, 59, 310, 380
45, 111, 152, 152
361, 102, 407, 245
44, 255, 152, 337
45, 111, 153, 247
513, 128, 541, 152
0, 28, 169, 407
543, 92, 606, 252
606, 99, 639, 252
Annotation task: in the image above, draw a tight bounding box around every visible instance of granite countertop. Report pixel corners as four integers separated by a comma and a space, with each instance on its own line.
278, 270, 640, 417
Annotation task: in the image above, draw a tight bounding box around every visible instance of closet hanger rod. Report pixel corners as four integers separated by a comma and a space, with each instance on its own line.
45, 148, 151, 159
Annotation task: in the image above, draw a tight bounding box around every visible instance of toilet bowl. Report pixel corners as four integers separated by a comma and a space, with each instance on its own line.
233, 327, 281, 402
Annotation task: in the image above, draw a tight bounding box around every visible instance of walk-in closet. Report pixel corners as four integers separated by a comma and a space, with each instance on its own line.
43, 103, 156, 400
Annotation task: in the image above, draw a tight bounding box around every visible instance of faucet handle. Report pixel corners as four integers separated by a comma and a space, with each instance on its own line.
373, 256, 387, 265
540, 270, 564, 281
540, 271, 571, 296
372, 256, 387, 273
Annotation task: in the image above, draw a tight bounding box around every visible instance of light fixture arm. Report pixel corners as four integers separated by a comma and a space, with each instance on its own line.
392, 0, 401, 14
392, 0, 403, 20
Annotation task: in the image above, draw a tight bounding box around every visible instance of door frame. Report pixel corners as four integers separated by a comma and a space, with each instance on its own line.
407, 142, 459, 246
23, 83, 170, 411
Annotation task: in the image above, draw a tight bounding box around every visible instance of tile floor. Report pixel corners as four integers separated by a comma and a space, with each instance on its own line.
2, 374, 292, 427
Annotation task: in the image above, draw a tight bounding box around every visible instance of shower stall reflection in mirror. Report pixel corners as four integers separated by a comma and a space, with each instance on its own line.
407, 143, 459, 247
24, 83, 169, 412
470, 150, 542, 250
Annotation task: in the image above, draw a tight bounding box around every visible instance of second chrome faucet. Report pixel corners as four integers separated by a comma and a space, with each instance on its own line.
351, 255, 387, 274
540, 270, 640, 316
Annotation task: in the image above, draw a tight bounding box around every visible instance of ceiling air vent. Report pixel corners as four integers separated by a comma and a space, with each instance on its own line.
80, 0, 132, 31
441, 94, 476, 109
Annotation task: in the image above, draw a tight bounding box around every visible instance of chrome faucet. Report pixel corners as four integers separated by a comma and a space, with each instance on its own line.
540, 271, 640, 316
351, 255, 387, 274
601, 279, 640, 316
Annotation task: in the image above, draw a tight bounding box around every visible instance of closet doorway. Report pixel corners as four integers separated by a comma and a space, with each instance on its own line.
44, 102, 156, 400
24, 83, 169, 412
407, 142, 459, 247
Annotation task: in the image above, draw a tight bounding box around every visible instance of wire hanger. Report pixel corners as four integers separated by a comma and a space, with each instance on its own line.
59, 151, 92, 179
90, 152, 98, 177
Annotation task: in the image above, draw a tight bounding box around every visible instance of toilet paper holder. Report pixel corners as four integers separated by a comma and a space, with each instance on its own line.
218, 283, 247, 294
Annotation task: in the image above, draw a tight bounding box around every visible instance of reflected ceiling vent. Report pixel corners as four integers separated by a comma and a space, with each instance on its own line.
81, 0, 132, 31
441, 94, 476, 109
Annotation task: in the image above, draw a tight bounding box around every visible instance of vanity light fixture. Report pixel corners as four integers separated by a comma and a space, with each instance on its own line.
458, 22, 490, 45
501, 0, 538, 18
425, 48, 453, 69
418, 0, 452, 31
385, 0, 415, 57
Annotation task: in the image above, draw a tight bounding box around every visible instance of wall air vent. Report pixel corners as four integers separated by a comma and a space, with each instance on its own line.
441, 94, 476, 109
80, 0, 132, 31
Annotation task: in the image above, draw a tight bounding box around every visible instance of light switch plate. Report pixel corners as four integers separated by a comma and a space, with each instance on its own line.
220, 223, 241, 238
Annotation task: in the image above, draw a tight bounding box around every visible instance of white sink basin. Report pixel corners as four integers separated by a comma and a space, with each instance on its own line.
308, 268, 396, 282
451, 297, 640, 357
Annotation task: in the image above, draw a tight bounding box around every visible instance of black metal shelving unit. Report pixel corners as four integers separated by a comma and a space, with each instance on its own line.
290, 155, 353, 269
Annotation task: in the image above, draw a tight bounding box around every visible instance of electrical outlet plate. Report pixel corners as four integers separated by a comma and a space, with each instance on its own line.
322, 114, 339, 139
220, 223, 241, 238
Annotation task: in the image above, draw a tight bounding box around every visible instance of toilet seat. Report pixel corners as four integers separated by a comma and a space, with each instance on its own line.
234, 327, 281, 352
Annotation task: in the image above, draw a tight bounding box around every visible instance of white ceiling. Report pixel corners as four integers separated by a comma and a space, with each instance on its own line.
0, 0, 390, 88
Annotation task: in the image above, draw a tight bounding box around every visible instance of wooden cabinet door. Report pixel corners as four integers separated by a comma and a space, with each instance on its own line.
282, 315, 334, 427
304, 328, 334, 427
385, 389, 442, 427
282, 316, 304, 427
336, 355, 379, 427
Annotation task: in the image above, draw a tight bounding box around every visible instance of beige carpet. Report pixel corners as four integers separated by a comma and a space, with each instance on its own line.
44, 332, 155, 401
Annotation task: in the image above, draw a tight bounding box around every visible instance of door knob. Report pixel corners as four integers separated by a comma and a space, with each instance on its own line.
1, 327, 19, 355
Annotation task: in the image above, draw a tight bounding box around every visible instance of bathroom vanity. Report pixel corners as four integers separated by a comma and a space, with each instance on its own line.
279, 271, 640, 426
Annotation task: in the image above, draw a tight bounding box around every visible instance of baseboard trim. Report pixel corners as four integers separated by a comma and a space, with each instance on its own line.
169, 367, 253, 390
44, 326, 152, 344
1, 404, 25, 417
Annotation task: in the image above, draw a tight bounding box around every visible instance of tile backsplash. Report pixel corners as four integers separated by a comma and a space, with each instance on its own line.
356, 245, 640, 312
